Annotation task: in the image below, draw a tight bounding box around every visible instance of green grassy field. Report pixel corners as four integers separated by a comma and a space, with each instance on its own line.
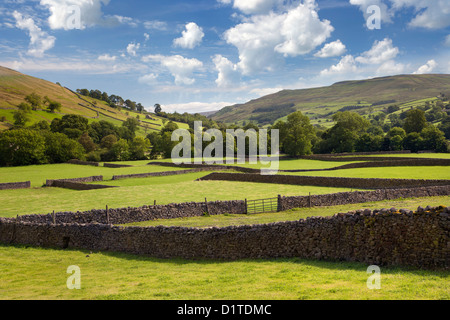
0, 244, 448, 300
0, 172, 361, 217
0, 163, 183, 187
0, 157, 449, 300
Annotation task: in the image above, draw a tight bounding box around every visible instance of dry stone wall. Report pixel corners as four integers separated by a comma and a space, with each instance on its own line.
0, 181, 31, 190
199, 172, 450, 189
14, 200, 247, 225
280, 186, 450, 211
1, 206, 448, 270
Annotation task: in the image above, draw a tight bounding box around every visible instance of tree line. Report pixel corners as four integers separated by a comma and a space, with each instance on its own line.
76, 88, 145, 112
1, 93, 449, 167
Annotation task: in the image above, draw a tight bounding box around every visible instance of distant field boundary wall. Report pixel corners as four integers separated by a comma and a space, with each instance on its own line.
149, 158, 450, 174
45, 176, 104, 186
11, 185, 450, 225
13, 200, 247, 225
46, 180, 117, 191
282, 158, 450, 172
67, 159, 99, 167
1, 206, 448, 270
103, 163, 133, 168
0, 181, 31, 191
45, 176, 115, 191
112, 168, 214, 180
301, 155, 447, 162
148, 161, 261, 173
198, 172, 450, 189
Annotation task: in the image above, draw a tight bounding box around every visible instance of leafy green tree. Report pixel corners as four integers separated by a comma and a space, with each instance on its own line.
129, 136, 151, 160
43, 132, 85, 163
403, 109, 427, 134
25, 93, 42, 110
13, 110, 31, 127
107, 139, 130, 161
161, 121, 179, 135
320, 111, 370, 153
88, 120, 120, 144
31, 120, 51, 131
78, 132, 97, 153
280, 111, 315, 157
51, 115, 89, 139
100, 134, 118, 150
154, 104, 162, 114
420, 126, 448, 152
17, 102, 32, 113
355, 133, 382, 152
121, 118, 140, 140
438, 116, 450, 139
0, 129, 47, 166
403, 132, 423, 153
47, 101, 62, 113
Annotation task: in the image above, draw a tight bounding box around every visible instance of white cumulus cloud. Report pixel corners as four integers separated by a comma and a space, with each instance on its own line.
212, 54, 240, 88
40, 0, 110, 30
389, 0, 450, 29
173, 22, 205, 49
13, 11, 56, 57
355, 38, 399, 65
223, 1, 333, 75
218, 0, 285, 15
142, 54, 203, 85
320, 55, 358, 76
98, 54, 116, 61
413, 60, 438, 74
127, 42, 140, 57
314, 40, 347, 58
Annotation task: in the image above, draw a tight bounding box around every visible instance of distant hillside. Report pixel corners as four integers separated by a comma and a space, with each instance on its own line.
212, 74, 450, 126
0, 66, 188, 133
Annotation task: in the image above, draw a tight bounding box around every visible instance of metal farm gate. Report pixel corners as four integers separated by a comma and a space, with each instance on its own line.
246, 197, 279, 214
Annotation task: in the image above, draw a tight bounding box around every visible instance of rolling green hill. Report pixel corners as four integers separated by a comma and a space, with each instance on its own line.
0, 66, 188, 133
212, 74, 450, 126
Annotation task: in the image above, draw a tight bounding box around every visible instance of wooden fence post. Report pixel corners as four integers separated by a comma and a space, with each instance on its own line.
204, 198, 209, 215
309, 192, 312, 208
245, 199, 248, 214
52, 210, 56, 224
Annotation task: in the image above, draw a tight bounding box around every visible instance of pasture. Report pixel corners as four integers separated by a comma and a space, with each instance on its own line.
0, 154, 449, 300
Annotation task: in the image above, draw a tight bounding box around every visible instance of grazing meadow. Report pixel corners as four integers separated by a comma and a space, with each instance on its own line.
0, 157, 449, 300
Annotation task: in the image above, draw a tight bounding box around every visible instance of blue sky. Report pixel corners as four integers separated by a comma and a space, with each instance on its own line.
0, 0, 449, 113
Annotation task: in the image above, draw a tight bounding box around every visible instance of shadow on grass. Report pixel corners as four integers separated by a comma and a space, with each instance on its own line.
2, 243, 448, 279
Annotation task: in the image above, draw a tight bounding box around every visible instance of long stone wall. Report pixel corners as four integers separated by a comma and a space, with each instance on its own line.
46, 180, 117, 191
67, 159, 100, 166
0, 181, 31, 191
199, 172, 450, 189
14, 200, 247, 225
12, 185, 450, 225
46, 176, 104, 187
112, 168, 213, 180
279, 186, 450, 211
1, 206, 448, 270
